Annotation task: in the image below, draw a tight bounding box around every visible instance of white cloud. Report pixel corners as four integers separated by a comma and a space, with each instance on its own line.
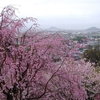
0, 0, 100, 29
0, 0, 99, 17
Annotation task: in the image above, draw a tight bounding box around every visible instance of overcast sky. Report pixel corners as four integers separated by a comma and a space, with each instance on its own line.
0, 0, 100, 29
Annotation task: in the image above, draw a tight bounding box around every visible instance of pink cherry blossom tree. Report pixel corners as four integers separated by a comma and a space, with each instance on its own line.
0, 5, 99, 100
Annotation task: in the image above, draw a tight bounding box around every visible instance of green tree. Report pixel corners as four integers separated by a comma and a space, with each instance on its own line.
83, 45, 100, 67
73, 36, 86, 43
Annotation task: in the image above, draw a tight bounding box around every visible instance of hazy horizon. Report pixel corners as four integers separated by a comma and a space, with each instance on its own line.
42, 26, 100, 30
0, 0, 100, 30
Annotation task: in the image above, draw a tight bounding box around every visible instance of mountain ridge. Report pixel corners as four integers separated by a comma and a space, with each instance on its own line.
46, 26, 61, 31
45, 26, 100, 32
85, 27, 100, 31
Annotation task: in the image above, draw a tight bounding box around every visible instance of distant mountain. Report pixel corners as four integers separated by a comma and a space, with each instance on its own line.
46, 26, 61, 31
85, 27, 100, 32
